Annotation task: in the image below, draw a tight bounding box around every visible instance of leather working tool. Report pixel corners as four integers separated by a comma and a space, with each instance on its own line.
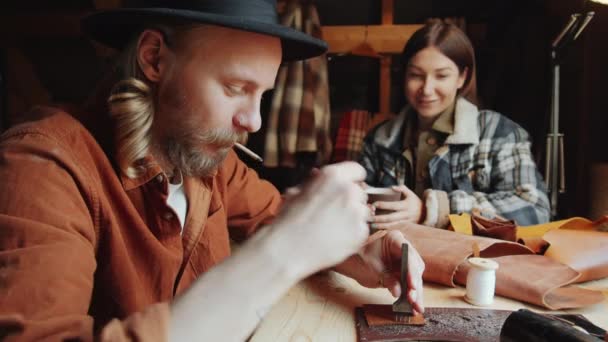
392, 243, 414, 322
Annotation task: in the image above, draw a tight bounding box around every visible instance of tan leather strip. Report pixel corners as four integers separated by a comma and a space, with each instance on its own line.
400, 222, 604, 310
400, 222, 531, 287
543, 229, 608, 283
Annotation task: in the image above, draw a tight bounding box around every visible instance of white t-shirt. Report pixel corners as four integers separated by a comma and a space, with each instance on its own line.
166, 173, 188, 231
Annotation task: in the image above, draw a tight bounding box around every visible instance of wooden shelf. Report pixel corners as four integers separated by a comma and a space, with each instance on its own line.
322, 24, 422, 54
0, 13, 420, 55
0, 3, 417, 115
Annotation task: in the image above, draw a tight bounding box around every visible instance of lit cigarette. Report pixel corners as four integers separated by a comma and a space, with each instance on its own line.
234, 143, 263, 162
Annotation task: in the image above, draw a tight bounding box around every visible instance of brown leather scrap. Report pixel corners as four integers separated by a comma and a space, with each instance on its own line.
454, 255, 603, 310
399, 222, 605, 310
470, 212, 517, 242
362, 304, 425, 326
399, 222, 532, 287
517, 236, 550, 254
543, 229, 608, 283
452, 213, 608, 280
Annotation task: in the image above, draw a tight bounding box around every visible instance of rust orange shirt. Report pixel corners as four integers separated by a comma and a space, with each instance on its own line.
0, 106, 281, 341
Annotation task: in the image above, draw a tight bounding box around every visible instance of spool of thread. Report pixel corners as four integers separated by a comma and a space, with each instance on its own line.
464, 257, 499, 306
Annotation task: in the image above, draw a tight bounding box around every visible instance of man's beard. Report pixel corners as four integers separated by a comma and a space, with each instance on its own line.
163, 127, 247, 178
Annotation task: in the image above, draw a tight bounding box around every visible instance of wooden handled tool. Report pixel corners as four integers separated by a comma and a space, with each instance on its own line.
392, 243, 414, 322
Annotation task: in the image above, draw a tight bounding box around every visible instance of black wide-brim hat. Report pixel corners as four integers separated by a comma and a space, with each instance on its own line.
81, 0, 328, 61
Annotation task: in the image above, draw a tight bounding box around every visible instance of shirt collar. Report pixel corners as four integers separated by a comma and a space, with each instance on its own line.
373, 97, 479, 150
432, 101, 455, 134
119, 155, 219, 191
444, 97, 480, 145
120, 155, 164, 191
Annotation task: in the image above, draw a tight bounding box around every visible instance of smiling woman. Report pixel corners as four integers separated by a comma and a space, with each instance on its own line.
403, 46, 467, 131
358, 21, 551, 229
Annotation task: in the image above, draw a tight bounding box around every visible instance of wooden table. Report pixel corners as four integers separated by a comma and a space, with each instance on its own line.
251, 271, 608, 341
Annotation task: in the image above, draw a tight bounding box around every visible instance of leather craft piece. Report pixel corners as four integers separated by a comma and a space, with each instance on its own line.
400, 223, 605, 310
470, 213, 517, 242
454, 255, 604, 310
362, 304, 425, 326
450, 214, 608, 241
517, 215, 608, 240
449, 213, 608, 283
543, 229, 608, 283
399, 222, 532, 287
517, 236, 550, 254
356, 306, 513, 342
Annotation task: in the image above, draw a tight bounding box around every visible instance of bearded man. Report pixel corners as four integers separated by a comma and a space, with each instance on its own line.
0, 1, 424, 340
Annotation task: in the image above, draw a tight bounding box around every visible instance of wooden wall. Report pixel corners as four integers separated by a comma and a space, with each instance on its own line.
1, 0, 607, 219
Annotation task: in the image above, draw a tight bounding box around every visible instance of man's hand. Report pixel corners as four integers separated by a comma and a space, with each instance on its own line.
334, 230, 425, 314
270, 162, 371, 278
370, 185, 424, 229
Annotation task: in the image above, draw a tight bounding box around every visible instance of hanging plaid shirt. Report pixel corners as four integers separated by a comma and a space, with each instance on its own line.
359, 98, 550, 227
264, 1, 332, 168
332, 110, 394, 163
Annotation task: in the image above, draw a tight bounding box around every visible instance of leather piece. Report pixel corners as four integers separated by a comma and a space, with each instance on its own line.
362, 304, 425, 326
450, 214, 608, 283
400, 223, 605, 310
356, 306, 513, 341
454, 255, 604, 310
400, 222, 532, 287
517, 236, 550, 254
543, 229, 608, 283
517, 215, 608, 240
470, 213, 517, 242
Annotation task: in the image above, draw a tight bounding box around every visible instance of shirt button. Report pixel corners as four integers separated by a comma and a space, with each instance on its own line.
163, 212, 174, 221
156, 174, 164, 183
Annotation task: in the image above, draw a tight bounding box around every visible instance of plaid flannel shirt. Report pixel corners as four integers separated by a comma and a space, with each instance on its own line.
264, 1, 332, 168
332, 110, 394, 163
359, 98, 550, 227
332, 110, 369, 163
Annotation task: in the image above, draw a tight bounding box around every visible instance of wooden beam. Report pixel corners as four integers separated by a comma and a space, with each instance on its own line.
1, 12, 422, 55
382, 0, 394, 25
322, 24, 422, 54
379, 56, 392, 114
379, 0, 395, 114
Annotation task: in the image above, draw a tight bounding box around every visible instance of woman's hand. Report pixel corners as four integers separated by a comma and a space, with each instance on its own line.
370, 185, 424, 229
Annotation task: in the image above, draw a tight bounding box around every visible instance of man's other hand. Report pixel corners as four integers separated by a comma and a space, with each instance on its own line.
335, 230, 425, 314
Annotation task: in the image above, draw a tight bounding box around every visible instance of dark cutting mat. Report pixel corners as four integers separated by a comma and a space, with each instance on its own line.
356, 306, 511, 342
355, 306, 604, 342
